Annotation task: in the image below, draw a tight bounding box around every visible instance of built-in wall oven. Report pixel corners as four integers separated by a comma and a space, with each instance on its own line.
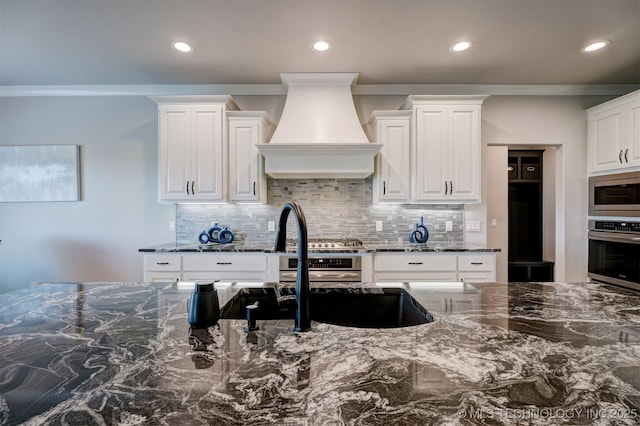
588, 220, 640, 291
279, 238, 364, 283
589, 171, 640, 217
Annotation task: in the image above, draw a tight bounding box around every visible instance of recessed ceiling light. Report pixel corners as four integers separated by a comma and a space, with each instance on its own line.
173, 41, 194, 53
312, 40, 331, 52
582, 40, 609, 52
451, 41, 472, 52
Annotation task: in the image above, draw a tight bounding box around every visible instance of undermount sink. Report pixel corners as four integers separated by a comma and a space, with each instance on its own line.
219, 287, 435, 328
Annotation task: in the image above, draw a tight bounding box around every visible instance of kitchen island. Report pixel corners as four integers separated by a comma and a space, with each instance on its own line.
0, 281, 638, 425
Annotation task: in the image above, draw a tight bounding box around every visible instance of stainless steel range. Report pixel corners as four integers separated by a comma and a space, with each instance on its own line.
279, 238, 366, 282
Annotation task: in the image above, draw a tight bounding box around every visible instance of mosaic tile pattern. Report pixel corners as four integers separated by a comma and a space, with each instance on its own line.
176, 178, 464, 246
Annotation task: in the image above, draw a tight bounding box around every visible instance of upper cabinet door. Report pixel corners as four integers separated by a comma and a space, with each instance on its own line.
588, 90, 640, 175
157, 103, 226, 203
190, 105, 225, 201
228, 112, 272, 203
369, 111, 412, 203
448, 105, 481, 201
158, 106, 192, 201
414, 106, 448, 201
414, 103, 481, 203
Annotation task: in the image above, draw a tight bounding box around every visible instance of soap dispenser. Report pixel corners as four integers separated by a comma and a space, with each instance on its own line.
188, 282, 220, 328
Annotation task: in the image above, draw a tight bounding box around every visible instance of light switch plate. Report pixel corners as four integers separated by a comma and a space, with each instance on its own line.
376, 221, 383, 232
268, 221, 275, 232
445, 221, 453, 232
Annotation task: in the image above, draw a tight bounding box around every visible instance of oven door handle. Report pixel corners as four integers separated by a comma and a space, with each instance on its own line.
589, 230, 640, 244
279, 271, 361, 282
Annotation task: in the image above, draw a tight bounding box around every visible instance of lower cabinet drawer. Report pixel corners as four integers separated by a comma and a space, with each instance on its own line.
374, 254, 457, 272
182, 253, 266, 272
457, 255, 494, 272
144, 255, 182, 272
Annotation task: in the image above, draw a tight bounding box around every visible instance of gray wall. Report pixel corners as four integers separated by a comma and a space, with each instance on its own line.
0, 96, 174, 293
0, 94, 611, 292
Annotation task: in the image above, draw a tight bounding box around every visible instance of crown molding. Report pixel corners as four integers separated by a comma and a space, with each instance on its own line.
1, 83, 638, 97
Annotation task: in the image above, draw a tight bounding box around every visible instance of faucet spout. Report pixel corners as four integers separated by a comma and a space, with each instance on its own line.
274, 201, 311, 332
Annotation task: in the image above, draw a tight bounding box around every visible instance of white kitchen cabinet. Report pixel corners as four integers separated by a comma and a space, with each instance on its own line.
410, 98, 485, 203
144, 252, 268, 282
143, 254, 182, 282
182, 253, 267, 282
374, 252, 496, 282
588, 90, 640, 174
457, 254, 496, 283
228, 111, 273, 203
153, 96, 238, 203
374, 253, 458, 282
367, 111, 412, 203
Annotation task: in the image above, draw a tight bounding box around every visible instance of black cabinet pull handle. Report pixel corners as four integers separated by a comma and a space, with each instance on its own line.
383, 180, 386, 195
408, 262, 424, 265
216, 262, 232, 265
444, 181, 448, 195
470, 262, 484, 265
156, 262, 170, 265
253, 181, 256, 196
624, 148, 629, 163
619, 150, 623, 163
186, 181, 190, 195
450, 180, 453, 195
191, 181, 195, 195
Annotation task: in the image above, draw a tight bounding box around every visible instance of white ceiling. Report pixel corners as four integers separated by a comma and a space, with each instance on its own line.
1, 0, 639, 92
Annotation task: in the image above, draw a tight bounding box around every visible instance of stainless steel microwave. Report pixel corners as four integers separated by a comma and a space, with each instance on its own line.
589, 171, 640, 217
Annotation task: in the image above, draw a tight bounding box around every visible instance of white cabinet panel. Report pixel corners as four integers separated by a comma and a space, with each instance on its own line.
368, 111, 412, 203
228, 112, 273, 203
588, 90, 640, 174
374, 252, 496, 282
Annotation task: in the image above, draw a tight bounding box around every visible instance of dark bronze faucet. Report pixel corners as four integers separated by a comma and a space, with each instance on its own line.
274, 201, 311, 332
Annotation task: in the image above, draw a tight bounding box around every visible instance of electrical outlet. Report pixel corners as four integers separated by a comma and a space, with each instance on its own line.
268, 221, 275, 232
168, 221, 175, 232
445, 221, 453, 232
376, 221, 383, 232
466, 221, 482, 232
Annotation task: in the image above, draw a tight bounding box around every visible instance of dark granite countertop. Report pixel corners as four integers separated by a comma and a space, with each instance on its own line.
367, 243, 501, 252
2, 281, 638, 424
139, 242, 500, 254
138, 242, 271, 253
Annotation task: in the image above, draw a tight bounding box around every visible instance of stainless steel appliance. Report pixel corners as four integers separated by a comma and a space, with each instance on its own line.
279, 238, 365, 282
589, 170, 640, 217
588, 220, 640, 291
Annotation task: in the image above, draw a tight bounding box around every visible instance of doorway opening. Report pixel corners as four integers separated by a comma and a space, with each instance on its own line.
507, 149, 555, 281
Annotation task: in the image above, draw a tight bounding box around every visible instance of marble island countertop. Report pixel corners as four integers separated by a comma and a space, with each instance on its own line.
1, 280, 638, 424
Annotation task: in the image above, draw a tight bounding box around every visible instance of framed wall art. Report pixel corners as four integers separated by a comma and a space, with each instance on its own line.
0, 145, 81, 202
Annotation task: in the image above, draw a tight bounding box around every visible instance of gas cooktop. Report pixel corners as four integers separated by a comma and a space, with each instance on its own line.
285, 238, 367, 252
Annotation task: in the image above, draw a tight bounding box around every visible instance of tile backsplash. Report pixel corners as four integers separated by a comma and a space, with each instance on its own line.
176, 178, 464, 246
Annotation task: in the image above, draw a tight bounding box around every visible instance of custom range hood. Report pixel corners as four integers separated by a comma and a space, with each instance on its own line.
256, 73, 382, 179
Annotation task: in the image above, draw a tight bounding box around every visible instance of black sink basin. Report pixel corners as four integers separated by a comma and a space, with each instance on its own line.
219, 287, 435, 328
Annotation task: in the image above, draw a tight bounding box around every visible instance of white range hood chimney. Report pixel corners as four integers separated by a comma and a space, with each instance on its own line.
256, 73, 382, 179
